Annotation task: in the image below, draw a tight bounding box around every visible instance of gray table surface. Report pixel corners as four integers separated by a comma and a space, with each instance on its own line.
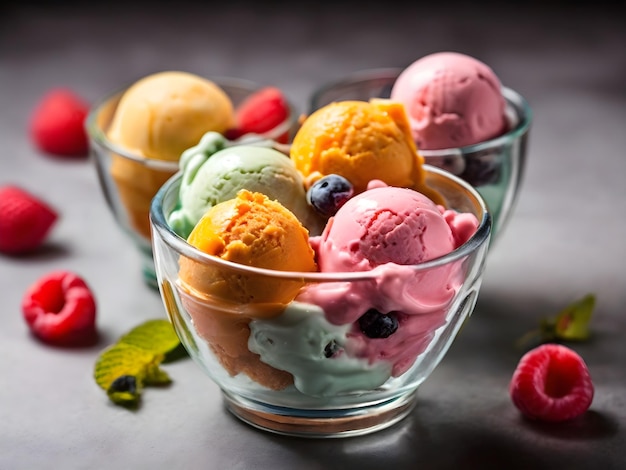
1, 2, 625, 469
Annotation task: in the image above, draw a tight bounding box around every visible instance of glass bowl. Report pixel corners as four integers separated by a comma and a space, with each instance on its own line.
150, 165, 492, 438
86, 77, 298, 289
309, 68, 532, 239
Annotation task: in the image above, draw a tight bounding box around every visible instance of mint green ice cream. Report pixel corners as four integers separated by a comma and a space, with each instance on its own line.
168, 132, 321, 239
248, 301, 392, 397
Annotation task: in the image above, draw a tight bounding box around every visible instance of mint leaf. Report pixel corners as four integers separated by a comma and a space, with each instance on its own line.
516, 293, 596, 350
554, 294, 595, 341
94, 318, 186, 408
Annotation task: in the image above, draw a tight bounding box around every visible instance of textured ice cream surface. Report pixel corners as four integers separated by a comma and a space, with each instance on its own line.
177, 190, 318, 390
248, 301, 392, 397
290, 99, 443, 205
169, 133, 321, 239
180, 190, 317, 305
391, 52, 507, 150
297, 184, 479, 376
312, 185, 476, 273
107, 71, 235, 161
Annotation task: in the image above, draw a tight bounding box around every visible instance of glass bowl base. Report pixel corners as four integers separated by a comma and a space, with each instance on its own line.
222, 389, 417, 438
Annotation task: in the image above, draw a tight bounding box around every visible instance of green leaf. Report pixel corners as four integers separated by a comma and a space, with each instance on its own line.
554, 293, 596, 341
94, 318, 185, 408
516, 293, 597, 350
94, 343, 163, 407
118, 319, 181, 356
143, 364, 172, 386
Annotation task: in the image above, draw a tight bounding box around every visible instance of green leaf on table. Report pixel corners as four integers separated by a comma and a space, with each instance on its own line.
94, 318, 185, 409
94, 342, 160, 407
553, 293, 595, 341
516, 293, 597, 350
119, 319, 181, 357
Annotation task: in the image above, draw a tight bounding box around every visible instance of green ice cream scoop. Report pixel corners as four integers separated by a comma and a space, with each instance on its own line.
169, 132, 320, 239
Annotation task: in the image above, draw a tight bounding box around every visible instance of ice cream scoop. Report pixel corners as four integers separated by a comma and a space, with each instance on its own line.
390, 52, 507, 150
177, 190, 318, 390
297, 184, 478, 376
108, 71, 235, 161
289, 99, 444, 205
107, 71, 235, 239
248, 301, 392, 396
313, 185, 470, 272
180, 190, 317, 303
168, 133, 322, 240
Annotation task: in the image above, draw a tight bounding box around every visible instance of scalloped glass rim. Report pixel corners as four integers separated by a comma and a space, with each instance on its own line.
150, 165, 492, 282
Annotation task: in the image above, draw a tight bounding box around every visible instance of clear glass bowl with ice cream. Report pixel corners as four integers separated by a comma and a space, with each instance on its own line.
86, 71, 297, 288
149, 98, 492, 438
309, 52, 532, 239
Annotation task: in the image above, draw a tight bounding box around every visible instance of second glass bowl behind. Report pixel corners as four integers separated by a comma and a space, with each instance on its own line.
87, 77, 298, 288
309, 68, 532, 239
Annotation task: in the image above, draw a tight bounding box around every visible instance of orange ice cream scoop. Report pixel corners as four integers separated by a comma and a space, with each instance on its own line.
176, 286, 294, 390
290, 99, 443, 204
177, 190, 317, 390
180, 190, 317, 305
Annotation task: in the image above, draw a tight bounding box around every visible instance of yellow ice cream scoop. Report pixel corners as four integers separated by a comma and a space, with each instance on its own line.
180, 190, 317, 306
107, 71, 236, 239
107, 71, 235, 161
290, 99, 443, 204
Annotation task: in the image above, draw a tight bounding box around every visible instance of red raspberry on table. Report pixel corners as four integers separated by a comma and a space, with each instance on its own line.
30, 88, 90, 157
227, 87, 290, 143
509, 343, 594, 422
0, 185, 58, 255
22, 271, 97, 345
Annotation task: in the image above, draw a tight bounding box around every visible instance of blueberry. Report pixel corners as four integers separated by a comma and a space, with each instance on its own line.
460, 149, 502, 187
324, 340, 340, 358
108, 375, 138, 394
358, 309, 399, 339
306, 174, 354, 217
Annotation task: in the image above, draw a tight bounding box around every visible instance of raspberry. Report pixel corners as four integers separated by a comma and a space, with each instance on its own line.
21, 271, 97, 345
0, 185, 58, 255
509, 343, 594, 422
227, 87, 290, 143
30, 88, 90, 157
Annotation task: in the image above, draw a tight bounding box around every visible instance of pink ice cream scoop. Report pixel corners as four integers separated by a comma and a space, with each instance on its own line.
390, 51, 508, 150
298, 184, 478, 376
